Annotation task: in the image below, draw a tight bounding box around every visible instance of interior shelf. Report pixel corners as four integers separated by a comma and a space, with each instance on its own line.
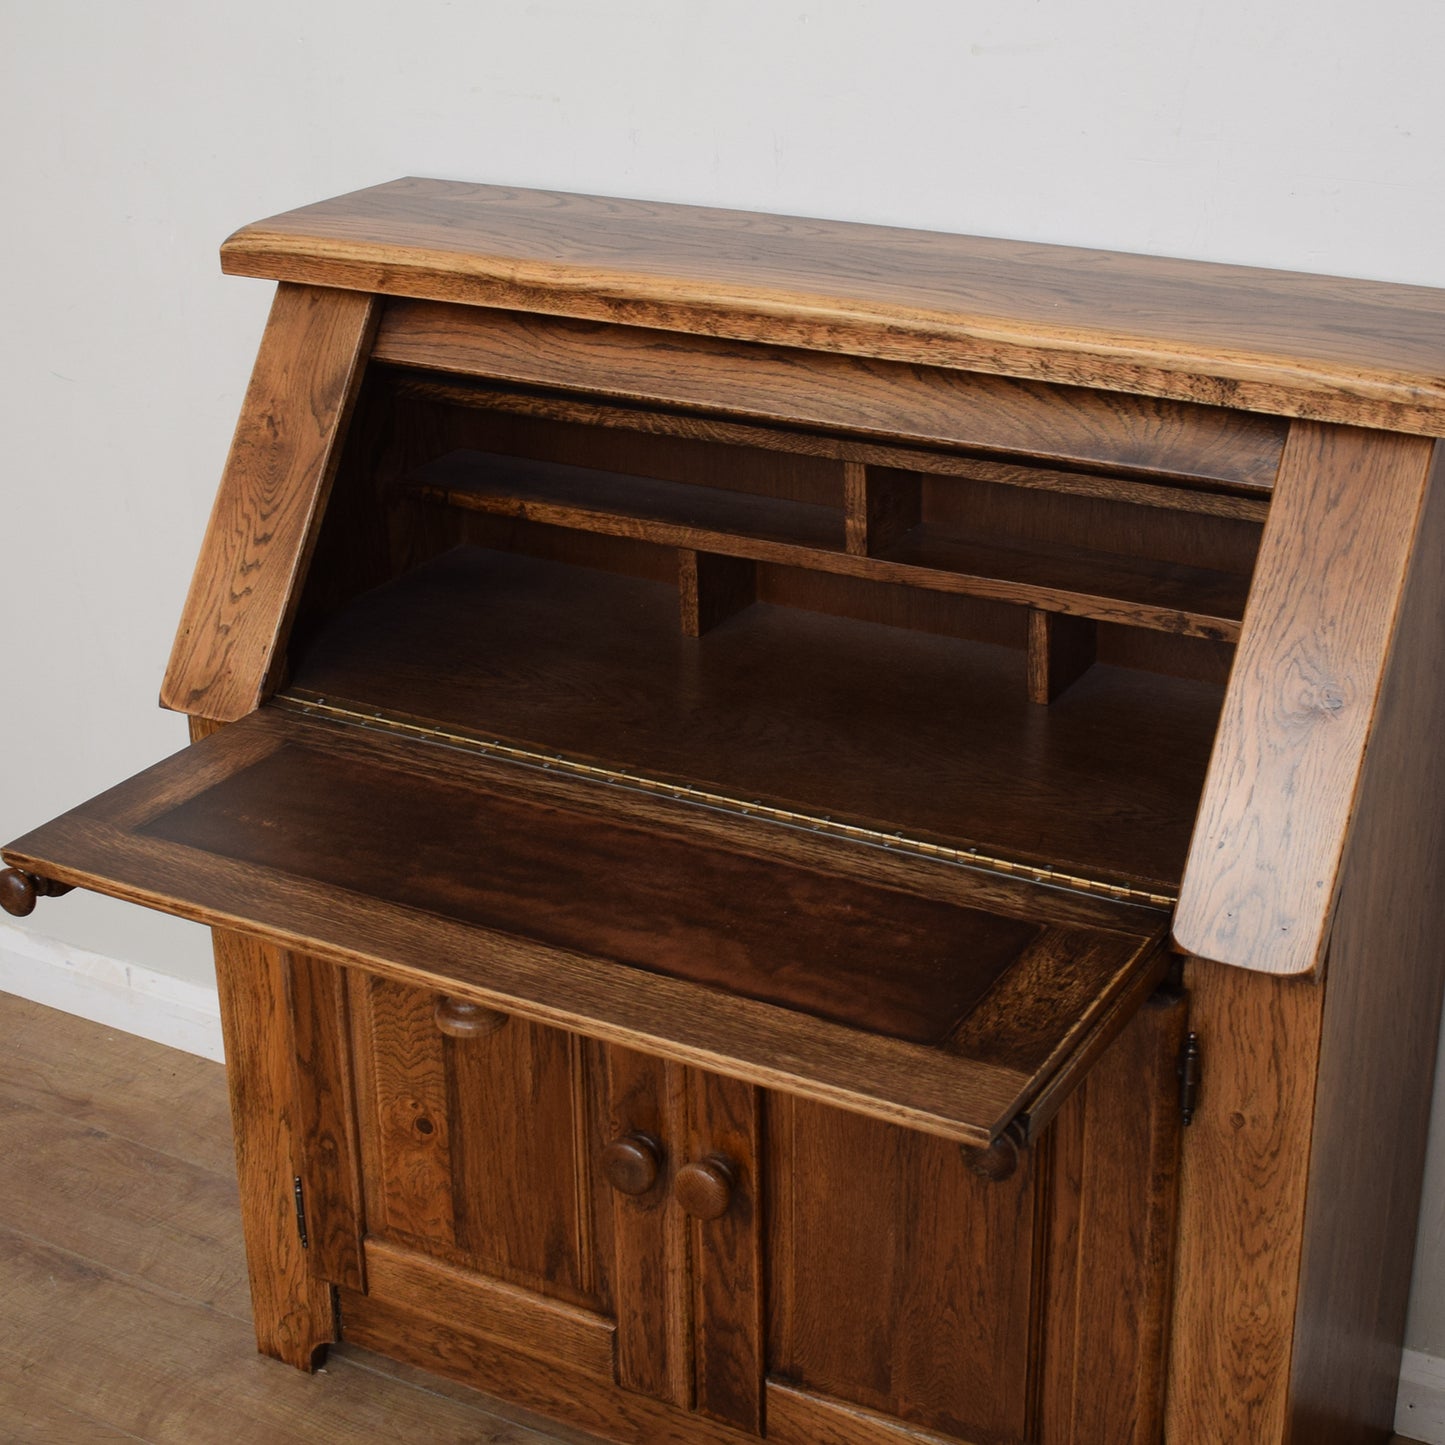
413, 450, 1248, 640
287, 545, 1226, 894
876, 525, 1249, 641
414, 449, 845, 553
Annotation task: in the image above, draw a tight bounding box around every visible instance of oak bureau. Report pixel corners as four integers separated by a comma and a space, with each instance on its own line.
5, 179, 1445, 1444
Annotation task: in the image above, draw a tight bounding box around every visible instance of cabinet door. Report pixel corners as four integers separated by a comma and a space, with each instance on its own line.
351, 974, 589, 1293
765, 991, 1189, 1445
344, 971, 620, 1379
767, 1094, 1041, 1443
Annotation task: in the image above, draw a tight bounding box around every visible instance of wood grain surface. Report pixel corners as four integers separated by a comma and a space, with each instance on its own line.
1284, 448, 1445, 1441
1040, 991, 1186, 1444
341, 1289, 748, 1445
444, 1011, 593, 1302
685, 1071, 763, 1434
222, 178, 1445, 433
361, 1238, 615, 1379
767, 1091, 1038, 1442
210, 929, 337, 1368
1174, 425, 1440, 975
764, 1384, 968, 1445
2, 707, 1163, 1148
360, 975, 458, 1247
603, 1047, 692, 1409
676, 548, 756, 636
415, 449, 844, 553
1027, 608, 1097, 704
413, 451, 1247, 638
287, 952, 365, 1291
161, 283, 377, 722
375, 299, 1286, 488
389, 371, 1274, 520
1163, 960, 1325, 1443
286, 546, 1223, 891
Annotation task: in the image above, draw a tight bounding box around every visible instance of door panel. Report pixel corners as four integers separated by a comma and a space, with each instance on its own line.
354, 973, 458, 1247
353, 973, 599, 1309
767, 1093, 1040, 1443
767, 993, 1187, 1445
1039, 989, 1187, 1445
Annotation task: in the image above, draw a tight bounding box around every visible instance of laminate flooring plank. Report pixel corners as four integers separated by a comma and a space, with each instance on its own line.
0, 1375, 150, 1444
0, 1097, 250, 1319
0, 995, 582, 1444
334, 1343, 610, 1445
0, 995, 235, 1175
0, 1228, 563, 1445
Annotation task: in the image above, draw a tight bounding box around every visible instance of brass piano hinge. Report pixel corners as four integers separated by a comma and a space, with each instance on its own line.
292, 1176, 310, 1250
276, 692, 1177, 912
1178, 1032, 1201, 1126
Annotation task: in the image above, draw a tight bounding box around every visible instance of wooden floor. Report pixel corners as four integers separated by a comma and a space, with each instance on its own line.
0, 991, 593, 1445
0, 989, 1432, 1445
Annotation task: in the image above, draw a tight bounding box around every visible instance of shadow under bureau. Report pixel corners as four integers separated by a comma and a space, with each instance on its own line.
5, 179, 1445, 1445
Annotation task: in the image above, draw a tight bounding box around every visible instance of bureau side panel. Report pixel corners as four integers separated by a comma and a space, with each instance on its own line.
1175, 423, 1437, 977
1286, 445, 1445, 1442
162, 283, 378, 722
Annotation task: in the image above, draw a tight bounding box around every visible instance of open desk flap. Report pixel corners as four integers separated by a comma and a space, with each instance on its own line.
3, 708, 1168, 1148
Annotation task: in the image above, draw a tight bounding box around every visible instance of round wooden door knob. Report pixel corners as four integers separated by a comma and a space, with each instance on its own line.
433, 995, 508, 1038
601, 1132, 662, 1196
675, 1154, 737, 1220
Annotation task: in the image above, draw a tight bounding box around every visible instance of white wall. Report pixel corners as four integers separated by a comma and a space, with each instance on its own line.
4, 0, 1445, 1378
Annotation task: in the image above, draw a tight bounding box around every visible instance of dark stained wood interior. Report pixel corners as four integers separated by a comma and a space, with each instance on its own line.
386, 371, 1275, 519
141, 739, 1043, 1046
4, 707, 1166, 1148
288, 545, 1224, 892
413, 450, 843, 551
410, 450, 1252, 640
373, 303, 1289, 487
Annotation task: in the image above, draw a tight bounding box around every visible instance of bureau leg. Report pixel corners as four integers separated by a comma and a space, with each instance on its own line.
213, 928, 338, 1369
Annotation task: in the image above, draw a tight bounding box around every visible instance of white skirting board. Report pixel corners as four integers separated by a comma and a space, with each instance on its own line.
1400, 1350, 1445, 1443
0, 919, 224, 1062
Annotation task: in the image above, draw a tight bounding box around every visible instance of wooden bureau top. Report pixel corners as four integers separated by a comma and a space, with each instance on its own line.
222, 177, 1445, 434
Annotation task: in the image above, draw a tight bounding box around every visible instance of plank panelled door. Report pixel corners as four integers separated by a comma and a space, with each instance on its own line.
5, 179, 1445, 1445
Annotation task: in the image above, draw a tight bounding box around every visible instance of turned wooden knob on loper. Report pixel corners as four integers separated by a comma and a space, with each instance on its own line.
0, 868, 74, 918
601, 1132, 663, 1196
960, 1122, 1027, 1183
675, 1154, 738, 1219
432, 995, 508, 1038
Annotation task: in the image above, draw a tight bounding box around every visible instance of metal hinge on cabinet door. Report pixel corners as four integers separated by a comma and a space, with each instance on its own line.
293, 1176, 310, 1249
1178, 1032, 1201, 1126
